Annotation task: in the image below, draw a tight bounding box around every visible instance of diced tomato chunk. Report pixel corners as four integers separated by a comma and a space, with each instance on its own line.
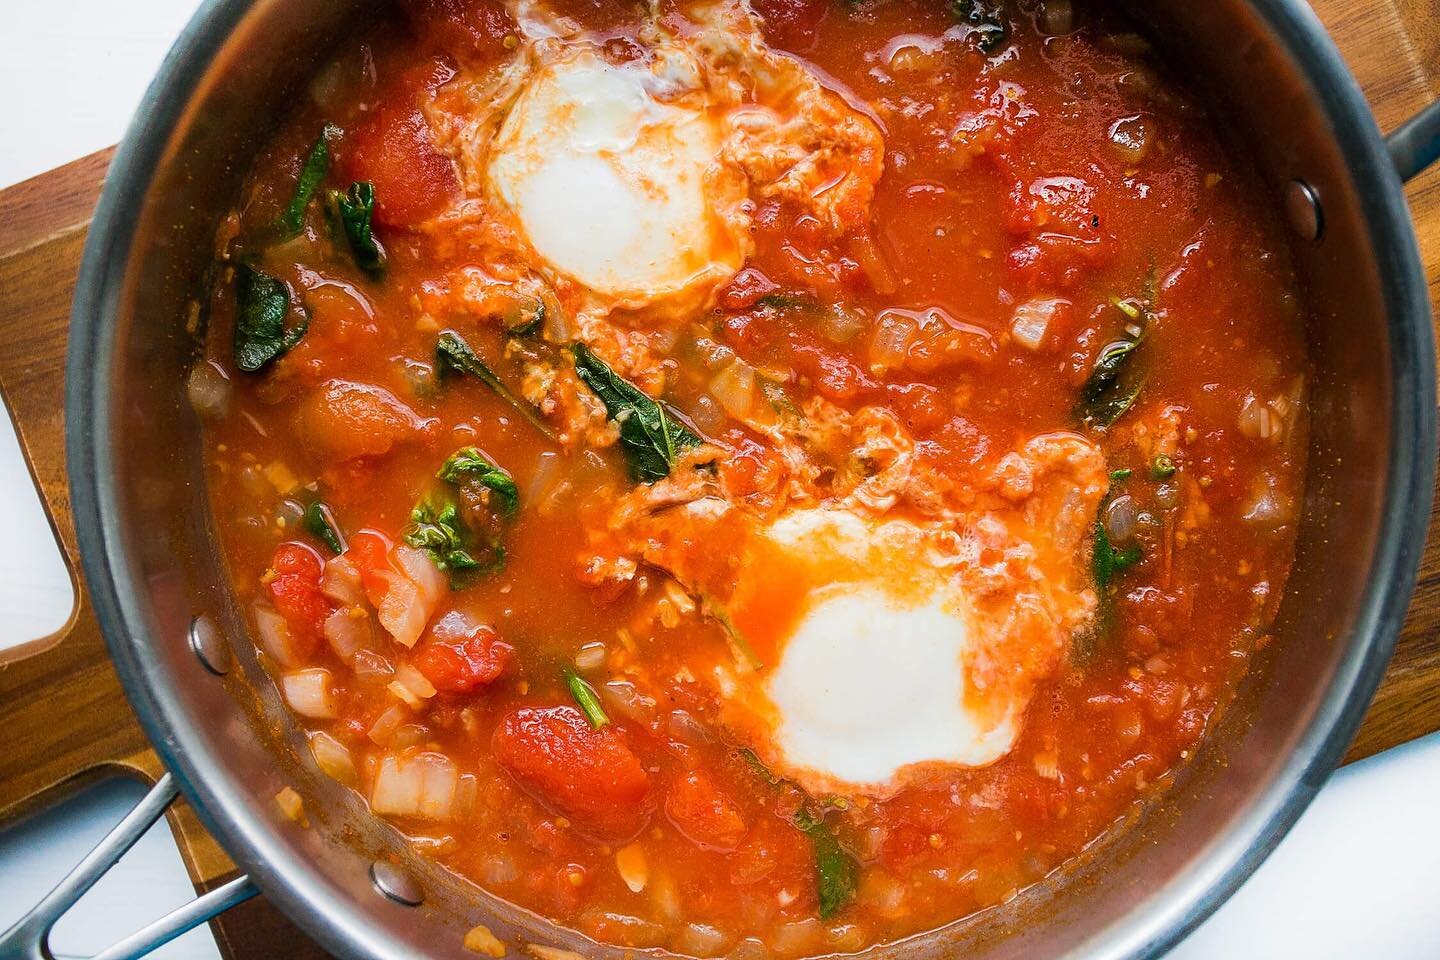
339, 62, 459, 227
718, 267, 780, 311
294, 380, 430, 462
492, 707, 651, 839
344, 530, 394, 602
886, 382, 947, 432
665, 770, 747, 851
726, 817, 816, 910
267, 542, 328, 649
413, 624, 514, 693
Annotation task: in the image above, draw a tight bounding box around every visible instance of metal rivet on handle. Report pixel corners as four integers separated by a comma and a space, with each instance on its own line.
370, 861, 424, 907
188, 615, 231, 676
1284, 179, 1323, 243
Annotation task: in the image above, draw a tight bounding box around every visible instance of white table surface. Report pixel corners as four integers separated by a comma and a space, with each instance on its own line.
1, 2, 1437, 957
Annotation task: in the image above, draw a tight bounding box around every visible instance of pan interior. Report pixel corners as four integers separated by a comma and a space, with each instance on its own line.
67, 1, 1433, 957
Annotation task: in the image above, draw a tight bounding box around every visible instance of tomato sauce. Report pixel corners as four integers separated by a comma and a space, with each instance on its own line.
196, 0, 1309, 955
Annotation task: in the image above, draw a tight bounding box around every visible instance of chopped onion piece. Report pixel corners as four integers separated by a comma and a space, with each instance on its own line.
710, 360, 757, 420
1103, 494, 1138, 544
371, 752, 458, 820
528, 947, 586, 960
321, 555, 365, 607
388, 662, 438, 709
1242, 473, 1293, 528
254, 605, 303, 669
283, 668, 339, 719
688, 393, 726, 435
393, 545, 445, 608
1010, 297, 1068, 351
675, 923, 732, 958
528, 450, 566, 507
869, 312, 917, 373
352, 648, 394, 677
819, 303, 867, 344
694, 337, 736, 370
323, 607, 371, 663
1237, 393, 1263, 438
368, 703, 408, 746
392, 723, 429, 750
186, 361, 233, 421
574, 642, 607, 673
543, 298, 577, 342
1107, 114, 1153, 165
309, 731, 357, 786
430, 609, 481, 642
601, 680, 657, 725
1032, 750, 1060, 780
667, 709, 713, 744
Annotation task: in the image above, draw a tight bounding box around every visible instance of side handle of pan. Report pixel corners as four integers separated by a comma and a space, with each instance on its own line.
0, 151, 255, 960
1389, 99, 1440, 183
0, 774, 257, 960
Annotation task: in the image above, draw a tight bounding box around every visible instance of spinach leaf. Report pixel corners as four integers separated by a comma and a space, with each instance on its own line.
435, 330, 558, 441
736, 747, 858, 918
274, 124, 338, 240
563, 669, 610, 729
755, 292, 815, 311
502, 295, 546, 337
303, 501, 345, 553
793, 809, 858, 920
403, 500, 497, 587
1076, 481, 1144, 664
738, 747, 783, 786
234, 264, 308, 372
1093, 517, 1142, 594
1076, 301, 1150, 429
950, 0, 1007, 53
329, 181, 386, 279
571, 342, 703, 483
437, 447, 520, 517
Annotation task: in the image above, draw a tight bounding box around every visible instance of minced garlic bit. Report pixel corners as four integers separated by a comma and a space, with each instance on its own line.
463, 924, 507, 958
1032, 750, 1060, 780
615, 842, 649, 893
263, 461, 298, 494
274, 786, 306, 825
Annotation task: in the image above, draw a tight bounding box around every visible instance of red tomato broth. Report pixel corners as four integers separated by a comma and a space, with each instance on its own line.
198, 0, 1309, 955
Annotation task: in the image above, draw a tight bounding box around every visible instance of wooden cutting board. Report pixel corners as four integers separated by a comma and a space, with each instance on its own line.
0, 2, 1436, 957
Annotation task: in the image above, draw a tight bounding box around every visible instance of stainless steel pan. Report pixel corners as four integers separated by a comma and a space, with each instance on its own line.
4, 0, 1438, 957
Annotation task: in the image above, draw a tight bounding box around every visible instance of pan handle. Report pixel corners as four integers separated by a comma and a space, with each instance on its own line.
1388, 100, 1440, 183
0, 774, 257, 960
0, 152, 253, 960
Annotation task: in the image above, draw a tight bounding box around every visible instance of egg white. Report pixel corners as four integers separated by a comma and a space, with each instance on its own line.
487, 49, 747, 309
715, 507, 1022, 794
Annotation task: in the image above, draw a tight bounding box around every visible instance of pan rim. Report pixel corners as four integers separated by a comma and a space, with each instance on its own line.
64, 0, 1436, 957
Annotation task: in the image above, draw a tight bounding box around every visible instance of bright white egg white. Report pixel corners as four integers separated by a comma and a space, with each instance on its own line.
765, 587, 1017, 787
487, 49, 748, 308
712, 507, 1024, 795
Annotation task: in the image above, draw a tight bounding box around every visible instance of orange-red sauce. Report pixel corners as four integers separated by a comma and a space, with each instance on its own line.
197, 0, 1308, 955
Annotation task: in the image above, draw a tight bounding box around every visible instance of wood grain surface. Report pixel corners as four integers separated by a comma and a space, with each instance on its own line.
0, 2, 1434, 956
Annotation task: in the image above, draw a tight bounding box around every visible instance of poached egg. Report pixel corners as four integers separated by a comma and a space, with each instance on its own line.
721, 508, 1021, 792
487, 48, 749, 312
